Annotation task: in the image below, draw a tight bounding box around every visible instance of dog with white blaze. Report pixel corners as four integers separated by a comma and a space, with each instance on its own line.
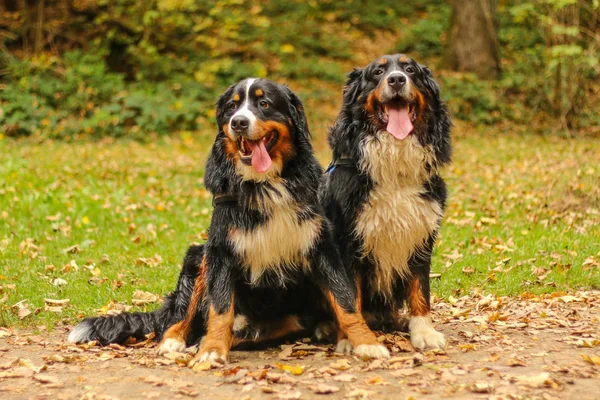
68, 78, 389, 364
320, 54, 452, 351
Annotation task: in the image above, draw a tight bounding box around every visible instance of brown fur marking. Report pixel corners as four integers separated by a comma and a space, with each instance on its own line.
159, 257, 207, 346
379, 58, 388, 65
326, 291, 379, 348
233, 93, 240, 102
408, 278, 429, 317
198, 301, 235, 359
253, 120, 295, 168
255, 89, 264, 97
233, 315, 304, 346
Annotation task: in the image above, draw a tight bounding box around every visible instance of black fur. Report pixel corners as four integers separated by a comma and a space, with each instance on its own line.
69, 79, 358, 346
68, 245, 203, 345
320, 54, 452, 330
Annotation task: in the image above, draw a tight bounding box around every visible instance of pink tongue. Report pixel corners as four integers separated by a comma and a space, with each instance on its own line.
386, 106, 413, 140
247, 139, 272, 173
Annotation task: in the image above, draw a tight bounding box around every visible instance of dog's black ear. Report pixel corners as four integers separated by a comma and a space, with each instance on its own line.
419, 63, 452, 165
342, 68, 364, 104
215, 83, 237, 129
419, 63, 441, 100
281, 85, 310, 142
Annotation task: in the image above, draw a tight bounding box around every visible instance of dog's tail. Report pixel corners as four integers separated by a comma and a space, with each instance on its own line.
67, 245, 204, 345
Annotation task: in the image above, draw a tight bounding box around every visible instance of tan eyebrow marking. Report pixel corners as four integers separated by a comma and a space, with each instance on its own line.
399, 56, 410, 63
379, 58, 388, 65
255, 89, 264, 97
233, 93, 240, 102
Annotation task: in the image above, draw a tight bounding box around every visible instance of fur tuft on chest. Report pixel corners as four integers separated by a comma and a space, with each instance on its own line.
355, 133, 443, 297
229, 183, 322, 285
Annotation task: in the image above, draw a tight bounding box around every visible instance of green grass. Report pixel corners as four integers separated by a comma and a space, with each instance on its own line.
0, 128, 599, 329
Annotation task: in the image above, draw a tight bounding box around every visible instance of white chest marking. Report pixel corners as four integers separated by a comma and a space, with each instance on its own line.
229, 182, 322, 284
355, 133, 442, 298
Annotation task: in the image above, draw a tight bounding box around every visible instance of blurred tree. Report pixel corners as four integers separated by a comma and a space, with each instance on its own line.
446, 0, 500, 79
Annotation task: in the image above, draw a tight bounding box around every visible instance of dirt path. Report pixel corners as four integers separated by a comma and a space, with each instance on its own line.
1, 291, 599, 400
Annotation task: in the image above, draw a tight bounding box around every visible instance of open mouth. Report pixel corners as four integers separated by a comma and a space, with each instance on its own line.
377, 97, 417, 140
236, 130, 279, 173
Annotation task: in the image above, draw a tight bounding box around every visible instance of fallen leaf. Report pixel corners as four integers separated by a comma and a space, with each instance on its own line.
274, 362, 304, 376
333, 373, 356, 382
329, 359, 351, 370
581, 354, 600, 366
470, 382, 493, 393
310, 384, 340, 394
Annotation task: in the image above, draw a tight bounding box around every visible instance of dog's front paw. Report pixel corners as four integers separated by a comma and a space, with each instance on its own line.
354, 344, 390, 360
157, 337, 186, 355
190, 347, 228, 366
409, 316, 446, 350
335, 339, 353, 355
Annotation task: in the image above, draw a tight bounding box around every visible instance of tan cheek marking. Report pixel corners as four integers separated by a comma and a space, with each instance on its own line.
411, 89, 427, 122
233, 94, 240, 102
365, 85, 384, 119
224, 137, 239, 161
255, 89, 264, 97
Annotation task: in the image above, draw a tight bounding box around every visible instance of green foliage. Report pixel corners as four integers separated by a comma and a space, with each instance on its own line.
396, 3, 450, 58
0, 51, 209, 138
1, 0, 598, 137
500, 0, 600, 131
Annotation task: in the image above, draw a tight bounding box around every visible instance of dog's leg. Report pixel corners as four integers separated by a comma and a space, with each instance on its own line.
189, 300, 235, 366
157, 257, 207, 354
325, 289, 389, 359
407, 238, 446, 350
189, 251, 236, 366
312, 232, 389, 359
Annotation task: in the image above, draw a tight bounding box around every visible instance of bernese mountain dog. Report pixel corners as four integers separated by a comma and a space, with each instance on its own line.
320, 54, 452, 351
68, 78, 389, 363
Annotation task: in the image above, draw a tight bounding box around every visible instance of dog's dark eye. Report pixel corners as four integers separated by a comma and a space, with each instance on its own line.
228, 102, 238, 111
374, 69, 384, 76
259, 100, 269, 109
405, 66, 415, 74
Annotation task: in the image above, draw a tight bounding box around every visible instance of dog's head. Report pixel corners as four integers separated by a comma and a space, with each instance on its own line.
341, 54, 448, 142
216, 78, 310, 180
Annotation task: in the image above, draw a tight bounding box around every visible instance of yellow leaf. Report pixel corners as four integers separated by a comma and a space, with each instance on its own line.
581, 354, 600, 366
274, 362, 304, 375
280, 44, 295, 54
192, 361, 211, 372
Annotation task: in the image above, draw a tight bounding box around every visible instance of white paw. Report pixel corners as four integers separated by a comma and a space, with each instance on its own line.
409, 316, 446, 350
157, 338, 186, 355
315, 321, 336, 342
193, 350, 227, 365
354, 344, 390, 360
335, 339, 353, 354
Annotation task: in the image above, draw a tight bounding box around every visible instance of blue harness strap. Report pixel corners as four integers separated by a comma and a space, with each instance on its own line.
325, 156, 357, 175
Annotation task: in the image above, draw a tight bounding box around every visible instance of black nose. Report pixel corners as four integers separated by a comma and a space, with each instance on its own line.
231, 115, 250, 132
387, 74, 407, 91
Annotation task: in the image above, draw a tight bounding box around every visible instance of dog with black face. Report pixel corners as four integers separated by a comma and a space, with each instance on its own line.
69, 78, 389, 363
320, 55, 452, 351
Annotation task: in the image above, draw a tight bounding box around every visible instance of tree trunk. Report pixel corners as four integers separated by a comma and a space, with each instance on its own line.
446, 0, 500, 80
